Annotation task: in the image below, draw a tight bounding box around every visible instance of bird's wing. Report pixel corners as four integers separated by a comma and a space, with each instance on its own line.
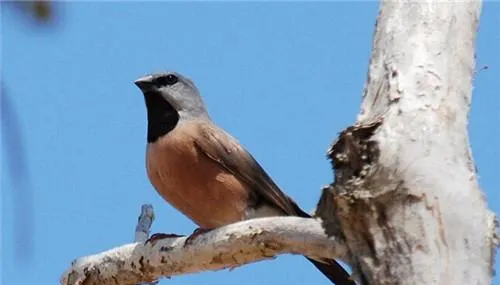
192, 121, 308, 217
192, 122, 354, 285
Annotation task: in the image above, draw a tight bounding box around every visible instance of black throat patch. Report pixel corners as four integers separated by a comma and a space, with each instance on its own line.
143, 90, 179, 143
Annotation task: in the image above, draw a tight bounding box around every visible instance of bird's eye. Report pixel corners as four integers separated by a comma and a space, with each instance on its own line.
156, 74, 178, 87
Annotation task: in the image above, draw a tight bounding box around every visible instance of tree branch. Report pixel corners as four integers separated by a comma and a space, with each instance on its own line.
134, 204, 155, 246
60, 217, 347, 285
134, 204, 158, 285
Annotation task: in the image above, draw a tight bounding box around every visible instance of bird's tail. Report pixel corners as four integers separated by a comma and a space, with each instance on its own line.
286, 199, 354, 284
287, 202, 353, 284
306, 257, 355, 285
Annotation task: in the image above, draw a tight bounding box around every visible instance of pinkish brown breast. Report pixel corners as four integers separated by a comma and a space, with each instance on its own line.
146, 121, 250, 229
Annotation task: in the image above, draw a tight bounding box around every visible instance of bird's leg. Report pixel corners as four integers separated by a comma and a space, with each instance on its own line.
184, 228, 213, 247
145, 233, 185, 245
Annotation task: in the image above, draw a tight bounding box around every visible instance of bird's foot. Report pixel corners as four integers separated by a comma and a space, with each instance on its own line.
145, 233, 185, 246
183, 228, 213, 247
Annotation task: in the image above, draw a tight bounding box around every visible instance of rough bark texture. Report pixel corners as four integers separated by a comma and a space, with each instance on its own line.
316, 1, 497, 285
60, 217, 347, 285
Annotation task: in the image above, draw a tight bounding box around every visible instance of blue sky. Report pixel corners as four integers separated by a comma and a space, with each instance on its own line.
2, 2, 499, 285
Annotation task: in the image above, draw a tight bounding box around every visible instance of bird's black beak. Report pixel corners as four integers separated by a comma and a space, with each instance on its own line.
134, 75, 154, 91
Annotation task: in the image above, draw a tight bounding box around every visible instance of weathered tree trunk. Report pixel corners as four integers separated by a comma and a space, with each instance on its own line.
317, 1, 496, 284
60, 1, 497, 285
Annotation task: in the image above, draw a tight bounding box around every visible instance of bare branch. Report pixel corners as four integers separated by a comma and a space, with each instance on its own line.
60, 217, 347, 285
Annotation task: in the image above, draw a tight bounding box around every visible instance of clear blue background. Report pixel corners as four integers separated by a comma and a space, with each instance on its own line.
2, 2, 499, 285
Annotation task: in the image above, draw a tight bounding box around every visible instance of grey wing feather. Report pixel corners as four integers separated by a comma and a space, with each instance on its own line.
193, 122, 307, 217
193, 122, 354, 285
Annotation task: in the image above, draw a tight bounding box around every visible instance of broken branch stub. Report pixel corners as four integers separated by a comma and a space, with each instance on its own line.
316, 119, 383, 240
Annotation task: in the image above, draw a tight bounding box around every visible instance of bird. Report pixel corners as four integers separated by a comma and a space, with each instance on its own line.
134, 71, 354, 285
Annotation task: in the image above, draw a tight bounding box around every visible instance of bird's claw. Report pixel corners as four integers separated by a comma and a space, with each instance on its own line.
145, 233, 184, 245
183, 228, 213, 247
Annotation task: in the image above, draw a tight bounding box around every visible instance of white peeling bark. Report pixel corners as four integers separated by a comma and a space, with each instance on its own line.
317, 1, 497, 285
60, 217, 347, 285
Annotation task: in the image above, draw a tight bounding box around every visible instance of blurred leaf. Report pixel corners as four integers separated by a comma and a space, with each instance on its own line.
31, 0, 52, 22
1, 0, 61, 263
2, 0, 60, 264
1, 83, 34, 263
2, 0, 56, 26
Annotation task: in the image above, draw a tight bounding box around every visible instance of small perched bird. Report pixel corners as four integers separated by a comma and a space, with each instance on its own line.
134, 71, 353, 285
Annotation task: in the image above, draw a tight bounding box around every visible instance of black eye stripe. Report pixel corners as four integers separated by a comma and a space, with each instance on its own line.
155, 74, 178, 87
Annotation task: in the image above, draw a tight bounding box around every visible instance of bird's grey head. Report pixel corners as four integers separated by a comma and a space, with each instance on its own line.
134, 71, 209, 121
134, 72, 209, 143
